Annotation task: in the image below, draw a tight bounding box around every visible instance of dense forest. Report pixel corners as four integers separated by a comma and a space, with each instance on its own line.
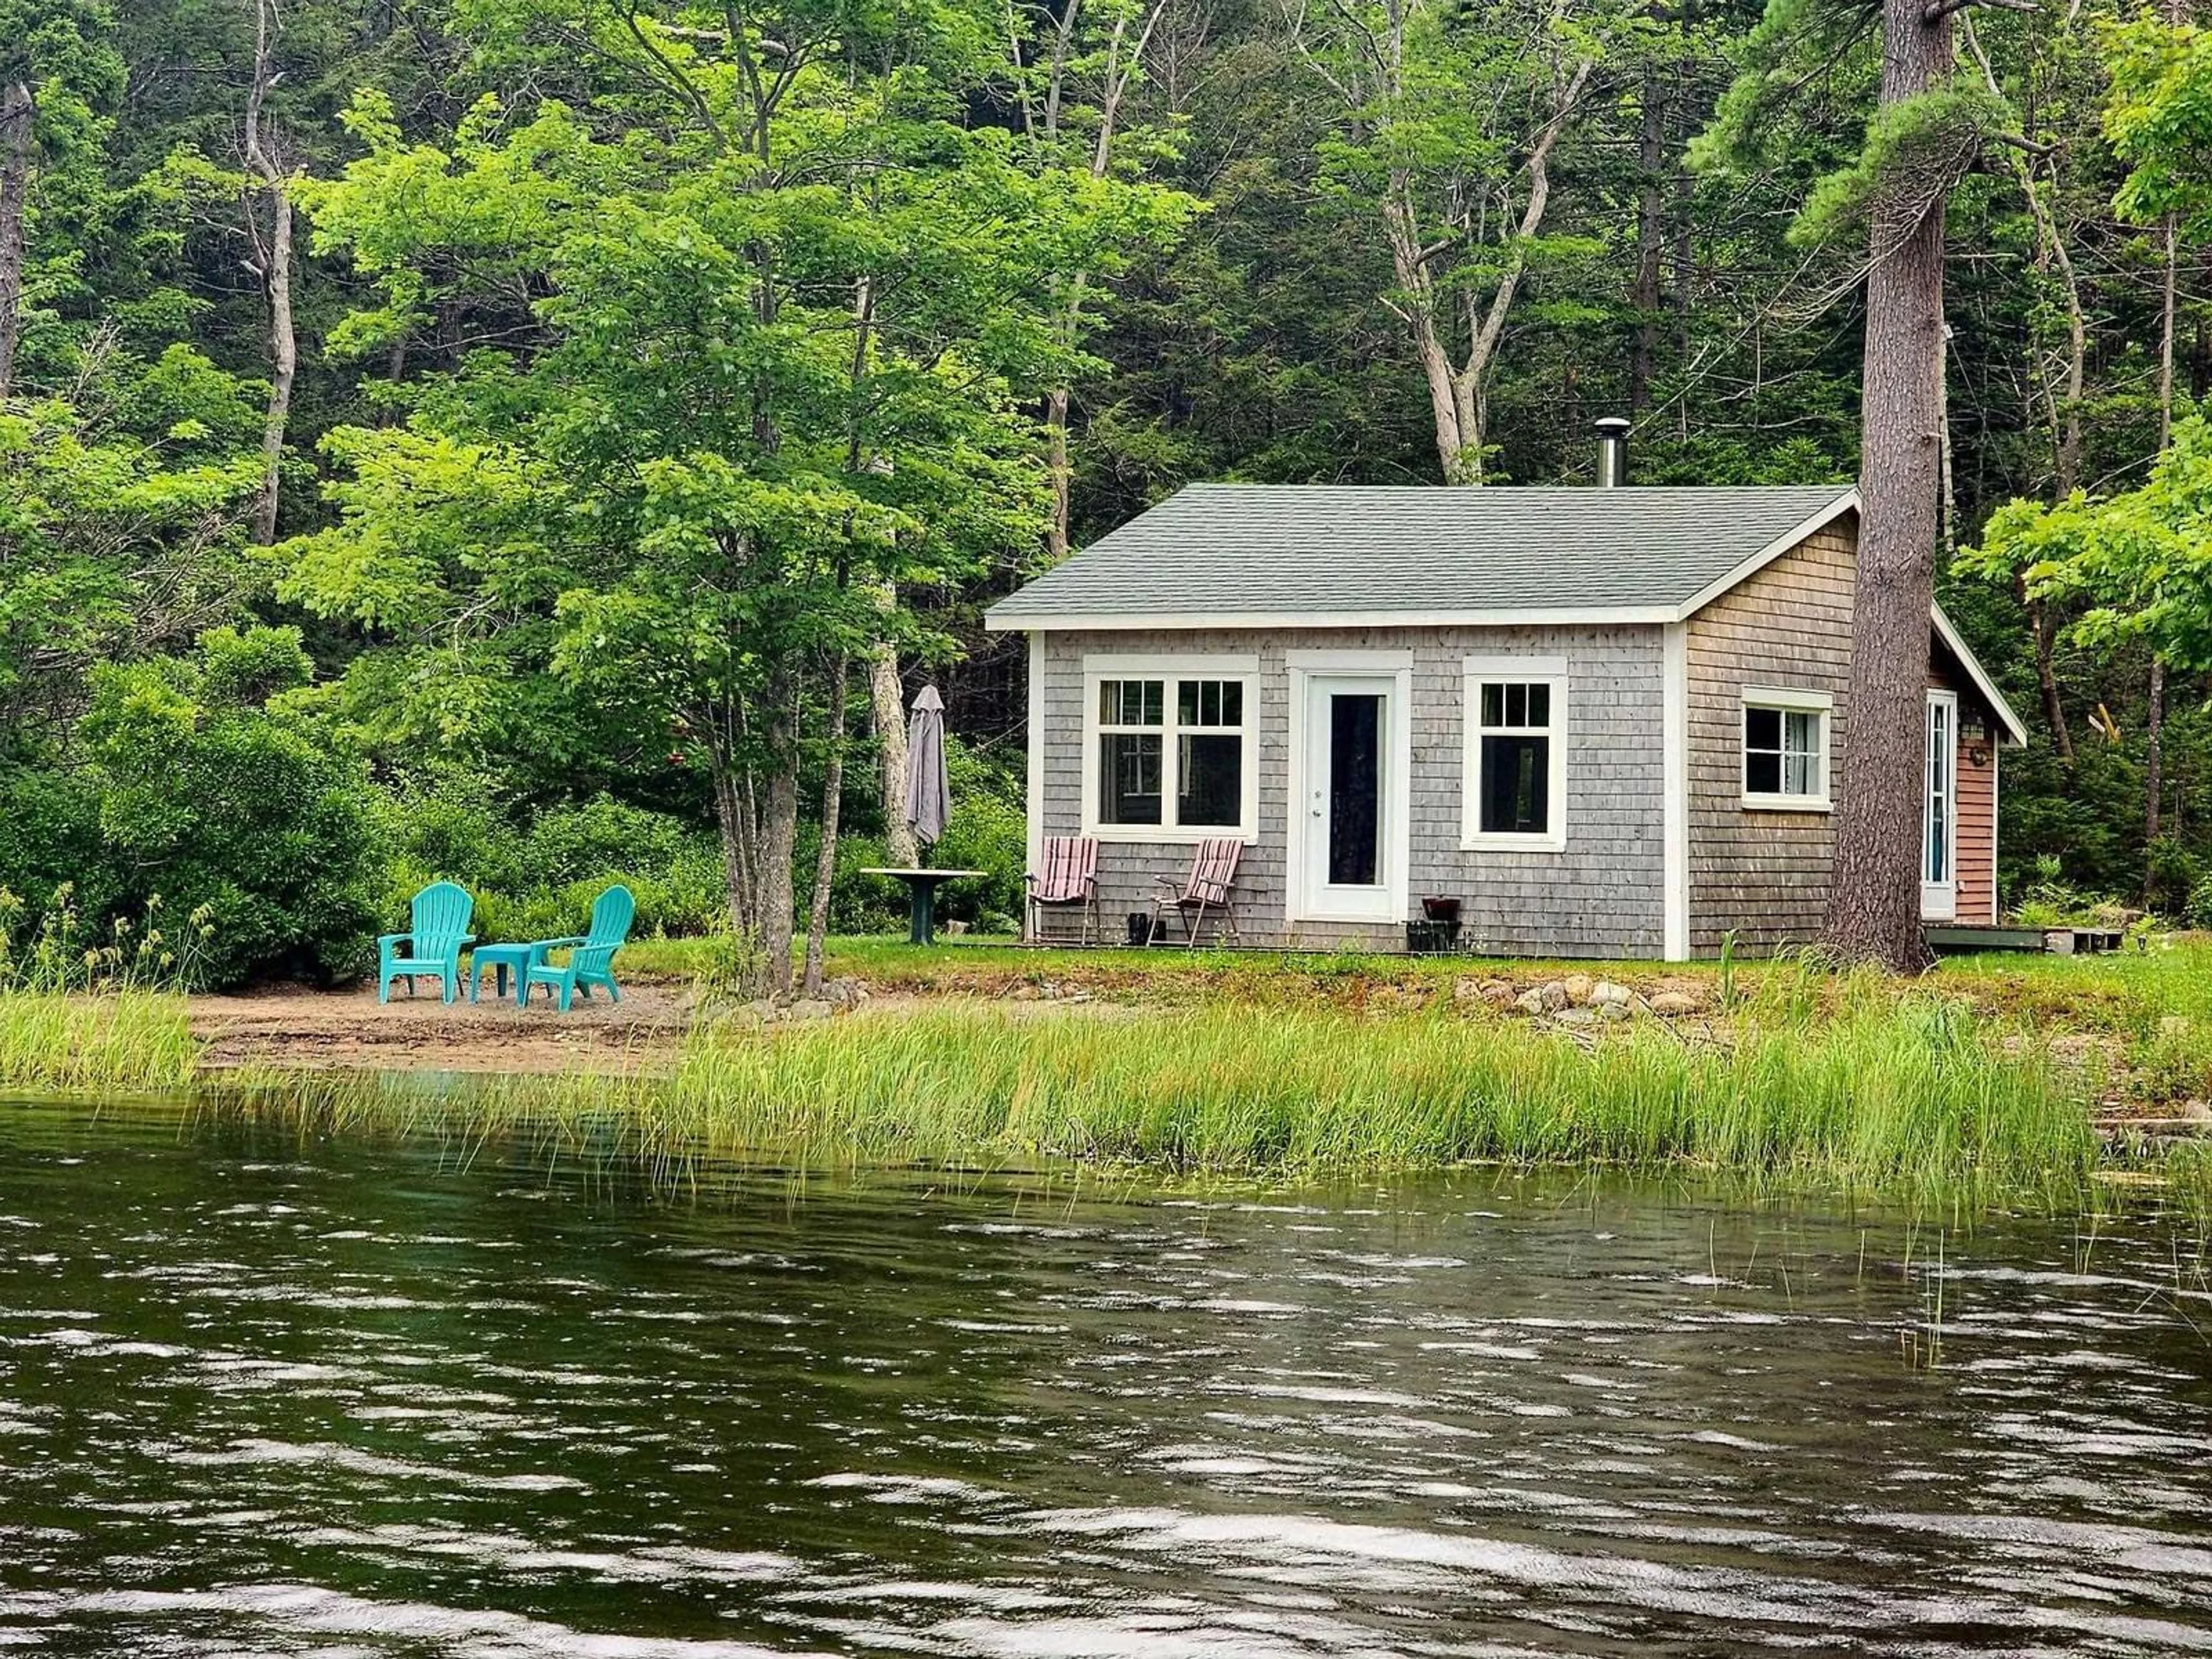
2, 0, 2209, 989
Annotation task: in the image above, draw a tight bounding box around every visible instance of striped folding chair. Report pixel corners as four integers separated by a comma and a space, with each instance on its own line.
1025, 836, 1100, 945
1149, 838, 1244, 949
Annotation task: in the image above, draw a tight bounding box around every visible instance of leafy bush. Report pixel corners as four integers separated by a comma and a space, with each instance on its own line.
2146, 836, 2199, 919
75, 629, 385, 987
0, 630, 385, 990
2012, 854, 2133, 930
379, 787, 728, 944
0, 769, 122, 923
926, 738, 1026, 933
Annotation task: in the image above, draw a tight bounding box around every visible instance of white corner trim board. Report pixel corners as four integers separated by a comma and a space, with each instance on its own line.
1024, 631, 1046, 940
1661, 623, 1689, 962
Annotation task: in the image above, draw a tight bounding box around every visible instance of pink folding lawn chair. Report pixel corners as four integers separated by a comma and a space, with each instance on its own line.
1025, 835, 1100, 945
1149, 837, 1243, 949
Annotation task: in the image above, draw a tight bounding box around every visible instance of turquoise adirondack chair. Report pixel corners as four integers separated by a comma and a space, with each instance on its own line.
522, 885, 635, 1012
378, 881, 475, 1005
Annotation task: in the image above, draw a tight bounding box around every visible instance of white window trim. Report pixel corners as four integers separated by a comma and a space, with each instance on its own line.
1079, 654, 1261, 844
1741, 685, 1834, 812
1461, 656, 1569, 852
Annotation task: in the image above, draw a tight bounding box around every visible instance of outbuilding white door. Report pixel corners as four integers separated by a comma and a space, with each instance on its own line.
1289, 669, 1408, 925
1921, 691, 1958, 922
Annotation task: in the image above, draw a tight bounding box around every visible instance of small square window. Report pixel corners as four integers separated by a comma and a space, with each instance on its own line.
1743, 695, 1828, 807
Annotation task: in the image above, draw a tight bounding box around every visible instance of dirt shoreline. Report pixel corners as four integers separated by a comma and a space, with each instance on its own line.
190, 983, 698, 1075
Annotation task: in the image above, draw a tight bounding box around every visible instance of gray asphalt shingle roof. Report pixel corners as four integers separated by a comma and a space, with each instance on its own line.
985, 484, 1857, 624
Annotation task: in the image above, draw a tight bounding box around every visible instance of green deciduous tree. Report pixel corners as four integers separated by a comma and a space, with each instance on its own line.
1287, 0, 1632, 483
278, 0, 1185, 992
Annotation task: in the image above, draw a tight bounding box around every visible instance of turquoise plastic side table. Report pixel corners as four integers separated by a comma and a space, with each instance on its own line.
469, 942, 539, 1005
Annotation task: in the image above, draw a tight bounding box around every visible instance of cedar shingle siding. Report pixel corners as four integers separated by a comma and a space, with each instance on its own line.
1684, 522, 1856, 955
1032, 625, 1666, 956
1683, 519, 2004, 952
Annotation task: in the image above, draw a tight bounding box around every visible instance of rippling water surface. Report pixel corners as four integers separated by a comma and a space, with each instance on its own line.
2, 1099, 2211, 1656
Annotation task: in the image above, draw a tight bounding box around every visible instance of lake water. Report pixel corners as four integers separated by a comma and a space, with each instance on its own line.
1, 1100, 2210, 1656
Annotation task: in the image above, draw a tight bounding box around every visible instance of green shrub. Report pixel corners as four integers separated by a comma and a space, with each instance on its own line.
0, 768, 123, 923
380, 787, 729, 943
388, 781, 521, 896
928, 738, 1027, 930
0, 629, 384, 990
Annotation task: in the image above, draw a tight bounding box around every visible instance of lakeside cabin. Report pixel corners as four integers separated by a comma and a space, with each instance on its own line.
983, 454, 2028, 961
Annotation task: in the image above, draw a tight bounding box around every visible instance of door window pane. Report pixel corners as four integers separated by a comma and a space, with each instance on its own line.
1925, 703, 1951, 881
1328, 693, 1382, 885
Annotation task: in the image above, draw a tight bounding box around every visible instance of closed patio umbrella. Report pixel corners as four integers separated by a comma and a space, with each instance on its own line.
904, 685, 950, 855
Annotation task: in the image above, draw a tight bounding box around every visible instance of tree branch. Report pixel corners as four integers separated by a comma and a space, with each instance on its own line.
1923, 0, 2037, 20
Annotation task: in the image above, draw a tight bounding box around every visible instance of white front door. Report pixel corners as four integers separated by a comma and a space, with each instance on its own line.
1291, 671, 1406, 923
1922, 691, 1959, 922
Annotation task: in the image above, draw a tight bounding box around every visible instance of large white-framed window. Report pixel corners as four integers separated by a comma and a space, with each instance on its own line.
1080, 654, 1260, 843
1742, 686, 1832, 811
1461, 656, 1568, 851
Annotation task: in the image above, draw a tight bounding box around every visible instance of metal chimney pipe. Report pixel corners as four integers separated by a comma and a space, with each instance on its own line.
1594, 416, 1631, 487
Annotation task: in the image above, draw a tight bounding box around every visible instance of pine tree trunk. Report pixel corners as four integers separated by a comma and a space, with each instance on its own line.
1823, 0, 1953, 972
802, 653, 850, 996
0, 80, 34, 401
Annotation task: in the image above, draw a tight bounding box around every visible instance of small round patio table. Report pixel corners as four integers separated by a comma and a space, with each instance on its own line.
862, 868, 986, 945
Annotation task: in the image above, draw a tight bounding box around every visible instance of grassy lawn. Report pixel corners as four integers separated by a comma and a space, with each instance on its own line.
620, 930, 2198, 1026
619, 933, 1727, 995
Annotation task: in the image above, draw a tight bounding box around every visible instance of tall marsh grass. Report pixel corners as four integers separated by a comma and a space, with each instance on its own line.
666, 1002, 2097, 1199
0, 991, 198, 1093
210, 990, 2115, 1209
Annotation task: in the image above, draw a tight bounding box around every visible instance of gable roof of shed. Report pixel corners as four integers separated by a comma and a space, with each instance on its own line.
984, 483, 1860, 628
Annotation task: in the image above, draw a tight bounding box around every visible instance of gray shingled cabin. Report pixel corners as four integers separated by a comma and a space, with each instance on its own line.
983, 465, 2027, 960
